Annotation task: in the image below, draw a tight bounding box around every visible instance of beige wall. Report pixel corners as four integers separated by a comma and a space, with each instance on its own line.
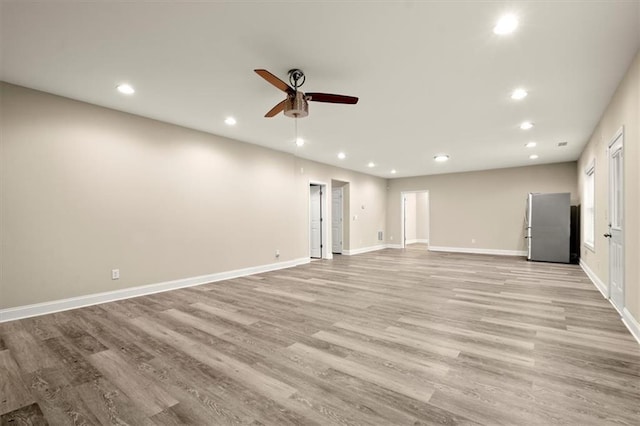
387, 163, 578, 252
0, 83, 386, 309
578, 51, 640, 320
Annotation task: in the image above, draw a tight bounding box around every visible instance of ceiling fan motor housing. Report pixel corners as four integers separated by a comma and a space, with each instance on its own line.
284, 92, 309, 118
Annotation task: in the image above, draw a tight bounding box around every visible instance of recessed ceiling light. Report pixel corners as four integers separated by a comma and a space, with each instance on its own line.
295, 138, 304, 147
511, 88, 528, 100
390, 169, 397, 174
493, 14, 518, 35
520, 121, 534, 130
434, 154, 450, 162
224, 117, 237, 126
529, 154, 539, 160
116, 84, 135, 95
525, 141, 537, 148
337, 152, 346, 160
367, 162, 375, 168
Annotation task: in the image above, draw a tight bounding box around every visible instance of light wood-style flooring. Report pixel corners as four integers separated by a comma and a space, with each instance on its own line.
1, 245, 639, 425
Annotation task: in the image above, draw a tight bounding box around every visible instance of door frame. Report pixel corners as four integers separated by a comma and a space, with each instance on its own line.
400, 190, 430, 249
309, 180, 330, 259
607, 126, 624, 312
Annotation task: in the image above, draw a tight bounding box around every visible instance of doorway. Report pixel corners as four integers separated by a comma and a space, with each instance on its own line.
309, 182, 329, 259
331, 186, 343, 254
607, 127, 624, 313
400, 190, 430, 249
310, 184, 322, 258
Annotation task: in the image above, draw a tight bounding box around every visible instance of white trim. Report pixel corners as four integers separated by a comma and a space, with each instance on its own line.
405, 239, 429, 245
622, 308, 640, 345
607, 126, 624, 313
343, 244, 387, 256
385, 243, 404, 249
400, 189, 429, 250
309, 180, 330, 260
579, 259, 608, 298
428, 246, 527, 256
584, 159, 595, 175
0, 257, 310, 323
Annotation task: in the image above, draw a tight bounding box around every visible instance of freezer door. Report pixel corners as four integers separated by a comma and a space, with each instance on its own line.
530, 193, 570, 263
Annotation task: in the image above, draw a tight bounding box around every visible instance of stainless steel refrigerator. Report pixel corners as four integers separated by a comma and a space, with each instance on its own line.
526, 193, 570, 263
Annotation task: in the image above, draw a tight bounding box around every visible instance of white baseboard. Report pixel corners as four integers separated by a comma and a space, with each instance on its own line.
405, 239, 429, 245
385, 243, 404, 249
579, 260, 639, 346
343, 244, 387, 256
579, 259, 608, 298
0, 257, 310, 323
428, 246, 527, 257
622, 308, 640, 344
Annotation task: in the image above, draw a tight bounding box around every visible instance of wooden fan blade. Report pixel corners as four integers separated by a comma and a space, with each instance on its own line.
265, 100, 286, 117
305, 93, 359, 104
255, 69, 294, 94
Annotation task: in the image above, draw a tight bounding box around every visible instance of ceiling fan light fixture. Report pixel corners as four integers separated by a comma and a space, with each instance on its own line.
284, 92, 309, 118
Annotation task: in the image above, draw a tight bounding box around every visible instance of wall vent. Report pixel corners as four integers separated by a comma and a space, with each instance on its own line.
558, 141, 568, 147
378, 231, 384, 241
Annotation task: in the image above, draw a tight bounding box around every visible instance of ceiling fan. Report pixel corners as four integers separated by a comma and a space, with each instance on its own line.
254, 68, 358, 118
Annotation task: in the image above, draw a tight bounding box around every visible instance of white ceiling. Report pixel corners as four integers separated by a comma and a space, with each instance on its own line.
2, 1, 639, 178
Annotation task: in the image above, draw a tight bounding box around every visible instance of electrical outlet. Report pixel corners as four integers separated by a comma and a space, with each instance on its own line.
471, 238, 476, 244
275, 249, 280, 258
111, 269, 120, 280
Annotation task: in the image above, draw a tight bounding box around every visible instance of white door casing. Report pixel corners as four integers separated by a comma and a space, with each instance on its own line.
608, 128, 624, 312
310, 185, 322, 258
332, 187, 343, 254
400, 190, 429, 249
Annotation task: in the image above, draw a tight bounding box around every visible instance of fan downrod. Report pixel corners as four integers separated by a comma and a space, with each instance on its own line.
288, 69, 306, 90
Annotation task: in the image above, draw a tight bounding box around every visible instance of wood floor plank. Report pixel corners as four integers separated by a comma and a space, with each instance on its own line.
191, 301, 259, 325
0, 350, 35, 415
129, 316, 298, 401
287, 342, 435, 404
87, 349, 179, 416
0, 402, 48, 426
0, 323, 59, 373
0, 245, 638, 425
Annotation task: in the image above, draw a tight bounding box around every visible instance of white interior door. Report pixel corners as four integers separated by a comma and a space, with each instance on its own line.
608, 130, 624, 312
310, 185, 322, 258
331, 187, 343, 254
